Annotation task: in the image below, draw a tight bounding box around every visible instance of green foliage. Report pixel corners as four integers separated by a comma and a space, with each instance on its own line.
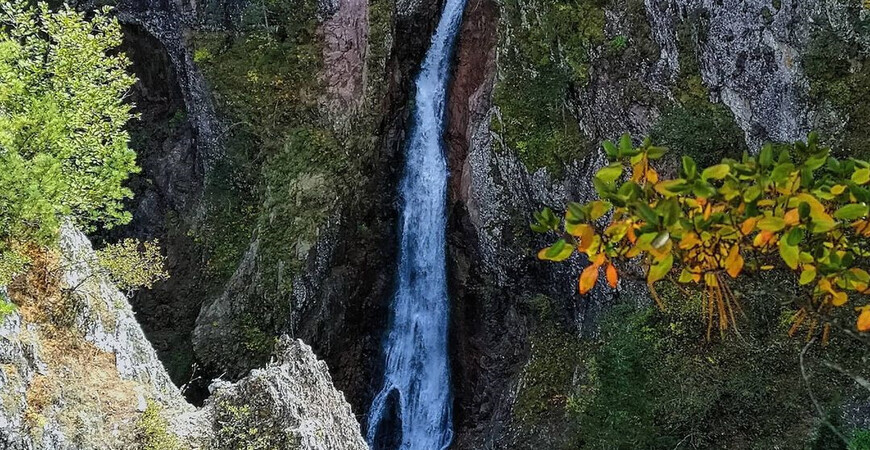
492, 0, 606, 175
513, 296, 586, 424
568, 296, 846, 449
95, 239, 169, 293
0, 291, 15, 322
850, 430, 870, 450
534, 133, 870, 335
0, 1, 137, 280
804, 18, 870, 160
136, 400, 184, 450
650, 102, 746, 168
215, 401, 299, 450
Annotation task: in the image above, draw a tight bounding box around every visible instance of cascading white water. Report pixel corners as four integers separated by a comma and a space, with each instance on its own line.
365, 0, 467, 448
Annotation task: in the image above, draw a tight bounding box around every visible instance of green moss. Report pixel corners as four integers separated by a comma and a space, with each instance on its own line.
492, 0, 606, 176
514, 273, 867, 448
804, 13, 870, 160
650, 101, 746, 167
514, 296, 586, 420
186, 0, 393, 363
850, 430, 870, 450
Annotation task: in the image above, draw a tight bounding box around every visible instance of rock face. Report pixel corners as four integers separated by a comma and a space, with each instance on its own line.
176, 336, 368, 450
0, 225, 190, 449
0, 227, 367, 449
52, 0, 870, 447
443, 0, 870, 447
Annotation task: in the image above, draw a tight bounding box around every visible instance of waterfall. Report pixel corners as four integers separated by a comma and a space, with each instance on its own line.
365, 0, 467, 448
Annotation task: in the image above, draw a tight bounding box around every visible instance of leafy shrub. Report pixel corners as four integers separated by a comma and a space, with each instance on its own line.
533, 133, 870, 336
95, 239, 169, 293
135, 400, 183, 450
0, 1, 138, 281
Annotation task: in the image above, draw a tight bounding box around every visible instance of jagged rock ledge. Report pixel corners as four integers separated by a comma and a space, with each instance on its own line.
0, 226, 366, 449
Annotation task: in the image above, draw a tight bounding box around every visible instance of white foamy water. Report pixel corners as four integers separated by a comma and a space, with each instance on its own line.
365, 0, 467, 448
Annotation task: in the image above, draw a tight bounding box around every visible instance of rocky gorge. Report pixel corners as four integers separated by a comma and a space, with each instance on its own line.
3, 0, 870, 448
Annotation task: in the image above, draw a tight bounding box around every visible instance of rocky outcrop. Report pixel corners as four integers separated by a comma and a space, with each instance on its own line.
0, 227, 367, 449
176, 337, 368, 450
0, 225, 191, 449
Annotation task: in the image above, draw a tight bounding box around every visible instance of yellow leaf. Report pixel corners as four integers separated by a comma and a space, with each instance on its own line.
626, 246, 643, 258
678, 268, 695, 283
819, 278, 834, 294
853, 168, 870, 185
832, 290, 848, 306
592, 253, 606, 267
589, 201, 611, 220
753, 230, 775, 247
701, 164, 730, 180
569, 224, 596, 252
724, 245, 744, 278
799, 266, 816, 285
579, 264, 599, 295
646, 168, 659, 184
831, 184, 847, 195
647, 253, 673, 284
783, 209, 800, 226
606, 263, 618, 288
758, 216, 786, 232
857, 308, 870, 332
778, 240, 799, 270
760, 265, 775, 270
789, 194, 834, 222
538, 240, 575, 261
679, 232, 701, 249
741, 217, 759, 235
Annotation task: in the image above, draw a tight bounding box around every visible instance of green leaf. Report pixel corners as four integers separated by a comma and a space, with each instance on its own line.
778, 239, 799, 270
798, 202, 811, 219
799, 267, 816, 285
646, 146, 667, 159
757, 216, 786, 232
834, 203, 868, 220
588, 201, 611, 220
648, 253, 673, 284
853, 168, 870, 185
595, 163, 624, 184
786, 227, 804, 246
603, 140, 618, 159
634, 202, 659, 225
681, 156, 697, 180
619, 133, 632, 156
759, 143, 774, 168
770, 163, 795, 183
530, 223, 549, 233
810, 217, 837, 233
539, 239, 574, 261
566, 202, 585, 222
743, 185, 762, 203
701, 164, 730, 180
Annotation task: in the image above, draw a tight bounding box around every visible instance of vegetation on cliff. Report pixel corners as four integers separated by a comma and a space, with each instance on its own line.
0, 1, 138, 283
534, 133, 870, 335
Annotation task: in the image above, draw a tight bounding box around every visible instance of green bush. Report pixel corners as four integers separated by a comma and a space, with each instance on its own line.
0, 1, 138, 282
136, 401, 184, 450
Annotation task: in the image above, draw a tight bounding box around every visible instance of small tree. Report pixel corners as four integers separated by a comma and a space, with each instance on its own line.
95, 239, 169, 294
532, 133, 870, 339
0, 1, 138, 283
